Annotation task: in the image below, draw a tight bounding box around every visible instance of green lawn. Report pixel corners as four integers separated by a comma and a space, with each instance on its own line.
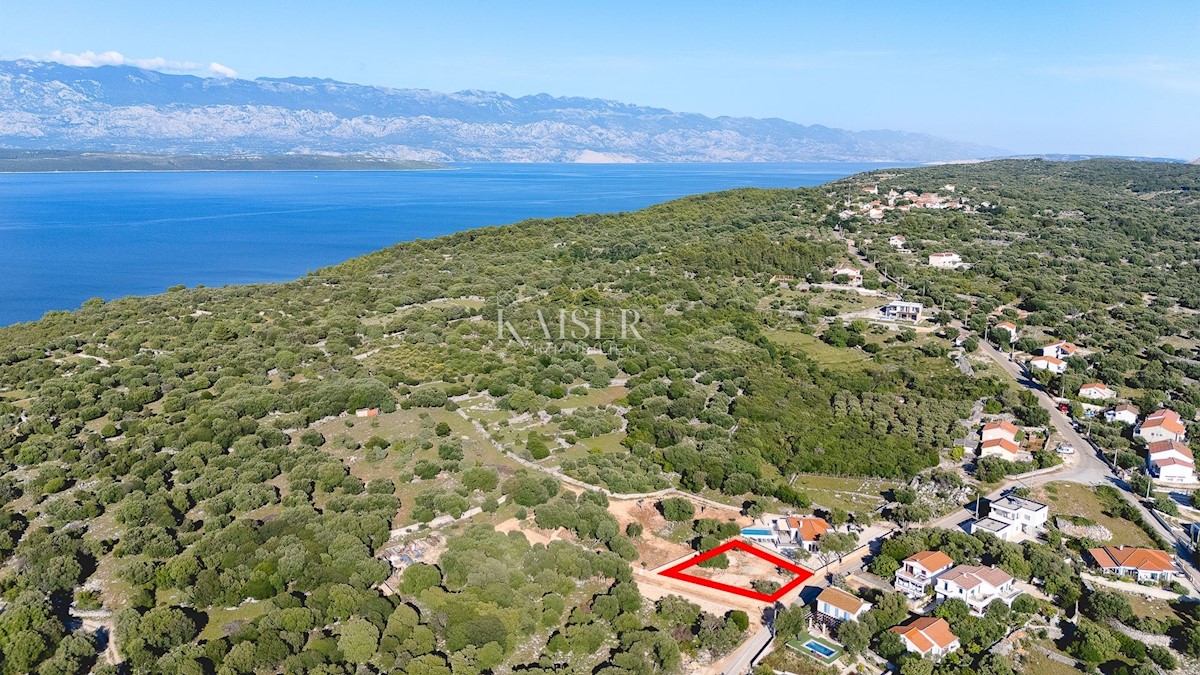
786, 633, 842, 665
200, 601, 270, 640
763, 329, 869, 370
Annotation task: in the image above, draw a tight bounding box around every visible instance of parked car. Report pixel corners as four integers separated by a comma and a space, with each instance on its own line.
1056, 444, 1075, 455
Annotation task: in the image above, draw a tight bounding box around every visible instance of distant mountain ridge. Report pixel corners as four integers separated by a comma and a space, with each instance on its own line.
0, 59, 1005, 163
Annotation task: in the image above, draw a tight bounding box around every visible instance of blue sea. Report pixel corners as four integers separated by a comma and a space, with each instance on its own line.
0, 162, 903, 326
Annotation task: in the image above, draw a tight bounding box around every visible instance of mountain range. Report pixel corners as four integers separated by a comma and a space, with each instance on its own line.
0, 59, 1005, 163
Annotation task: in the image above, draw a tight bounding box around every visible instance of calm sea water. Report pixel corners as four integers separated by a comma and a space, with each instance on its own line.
0, 162, 904, 326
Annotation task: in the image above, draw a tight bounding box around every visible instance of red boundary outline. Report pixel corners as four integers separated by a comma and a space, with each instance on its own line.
658, 539, 813, 603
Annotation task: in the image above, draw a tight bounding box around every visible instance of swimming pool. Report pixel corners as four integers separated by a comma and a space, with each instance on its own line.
804, 640, 836, 658
742, 528, 772, 536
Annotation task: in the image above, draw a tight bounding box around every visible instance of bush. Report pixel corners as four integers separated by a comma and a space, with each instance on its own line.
660, 497, 695, 522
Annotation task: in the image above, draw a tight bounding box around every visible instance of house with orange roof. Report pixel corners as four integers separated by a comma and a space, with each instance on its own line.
746, 516, 831, 552
1089, 545, 1178, 583
978, 420, 1021, 460
815, 587, 871, 627
1146, 440, 1195, 483
928, 252, 963, 269
1079, 383, 1116, 401
1136, 408, 1187, 444
831, 265, 863, 287
934, 565, 1020, 615
1029, 354, 1067, 375
894, 550, 955, 598
978, 437, 1020, 460
993, 321, 1018, 343
891, 617, 960, 658
1040, 340, 1078, 359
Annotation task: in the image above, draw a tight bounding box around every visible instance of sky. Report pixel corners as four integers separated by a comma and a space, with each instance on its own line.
2, 1, 1199, 158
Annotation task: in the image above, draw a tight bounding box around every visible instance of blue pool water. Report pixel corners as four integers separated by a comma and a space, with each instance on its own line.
0, 162, 909, 325
805, 640, 836, 658
742, 528, 772, 536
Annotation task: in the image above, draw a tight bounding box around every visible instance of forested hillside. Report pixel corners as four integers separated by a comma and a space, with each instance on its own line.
1, 159, 1199, 674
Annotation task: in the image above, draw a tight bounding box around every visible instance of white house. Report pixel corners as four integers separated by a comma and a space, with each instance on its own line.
742, 516, 831, 552
831, 265, 863, 287
882, 300, 923, 322
1146, 440, 1195, 483
1040, 341, 1078, 359
993, 321, 1018, 343
1079, 383, 1116, 401
891, 617, 960, 658
1106, 404, 1139, 426
894, 550, 955, 598
970, 495, 1048, 541
980, 420, 1019, 444
1089, 546, 1178, 583
934, 565, 1020, 615
978, 438, 1019, 460
868, 208, 885, 221
1029, 355, 1067, 374
928, 252, 963, 269
815, 587, 871, 626
888, 235, 907, 248
1137, 409, 1187, 444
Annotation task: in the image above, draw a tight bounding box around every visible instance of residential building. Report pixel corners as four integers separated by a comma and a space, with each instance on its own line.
1136, 409, 1188, 443
862, 185, 878, 195
741, 516, 831, 552
1146, 440, 1195, 483
1029, 355, 1067, 374
928, 252, 963, 268
934, 565, 1020, 615
971, 495, 1048, 541
980, 420, 1018, 444
831, 265, 863, 287
978, 437, 1019, 460
1106, 404, 1139, 426
891, 617, 960, 658
1088, 546, 1178, 582
1079, 383, 1115, 400
993, 321, 1018, 343
815, 587, 871, 627
882, 300, 923, 322
888, 235, 907, 248
868, 208, 885, 221
1040, 341, 1078, 359
894, 550, 955, 598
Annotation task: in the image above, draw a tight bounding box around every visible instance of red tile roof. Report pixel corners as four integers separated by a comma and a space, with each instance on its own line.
1147, 440, 1192, 459
891, 617, 958, 653
904, 550, 954, 572
1089, 546, 1175, 573
1144, 409, 1186, 435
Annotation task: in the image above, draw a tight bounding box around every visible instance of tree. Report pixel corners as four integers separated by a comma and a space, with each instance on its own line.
727, 610, 749, 632
774, 604, 809, 638
836, 619, 869, 655
818, 532, 857, 563
660, 497, 695, 522
338, 618, 380, 664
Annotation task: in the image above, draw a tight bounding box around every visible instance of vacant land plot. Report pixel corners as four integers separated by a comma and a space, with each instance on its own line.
200, 601, 270, 640
1127, 593, 1180, 622
763, 329, 870, 370
790, 474, 895, 514
1033, 482, 1157, 548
